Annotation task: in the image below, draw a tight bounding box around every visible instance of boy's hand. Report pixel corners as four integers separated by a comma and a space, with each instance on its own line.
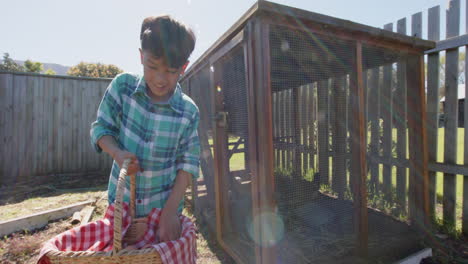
113, 150, 143, 175
157, 211, 181, 242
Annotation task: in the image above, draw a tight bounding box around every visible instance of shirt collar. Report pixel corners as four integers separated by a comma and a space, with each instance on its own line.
132, 75, 184, 114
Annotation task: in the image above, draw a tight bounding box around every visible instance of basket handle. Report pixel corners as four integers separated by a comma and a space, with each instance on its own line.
112, 158, 136, 255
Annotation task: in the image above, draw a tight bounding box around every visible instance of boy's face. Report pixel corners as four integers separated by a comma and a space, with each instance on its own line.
140, 49, 188, 102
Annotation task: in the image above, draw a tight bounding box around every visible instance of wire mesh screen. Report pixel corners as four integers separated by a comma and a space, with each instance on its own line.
182, 65, 217, 231
270, 24, 358, 263
362, 44, 424, 262
270, 24, 424, 263
214, 46, 254, 262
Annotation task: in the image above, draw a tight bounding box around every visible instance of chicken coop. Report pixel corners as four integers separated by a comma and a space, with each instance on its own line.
180, 1, 435, 263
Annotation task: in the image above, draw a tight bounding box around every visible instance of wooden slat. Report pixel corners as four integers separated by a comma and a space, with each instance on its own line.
464, 0, 468, 236
332, 77, 347, 198
317, 79, 329, 185
302, 86, 308, 174
256, 20, 276, 264
406, 54, 430, 229
287, 89, 293, 169
309, 84, 315, 170
50, 78, 59, 174
293, 86, 302, 179
212, 62, 233, 254
443, 0, 460, 226
350, 41, 368, 257
197, 73, 216, 205
272, 92, 278, 167
425, 33, 468, 54
71, 78, 79, 172
46, 77, 54, 173
284, 90, 288, 169
41, 76, 48, 174
368, 67, 380, 194
381, 23, 393, 201
0, 74, 13, 184
278, 91, 283, 169
427, 5, 441, 219
395, 17, 408, 214
244, 20, 263, 264
18, 75, 27, 181
24, 76, 34, 178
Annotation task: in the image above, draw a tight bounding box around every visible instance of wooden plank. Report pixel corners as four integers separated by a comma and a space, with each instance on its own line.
86, 81, 94, 170
464, 0, 468, 236
395, 248, 432, 264
197, 78, 216, 206
368, 67, 380, 194
350, 41, 368, 257
0, 74, 13, 184
293, 86, 302, 179
332, 77, 347, 198
18, 75, 27, 181
311, 84, 317, 169
394, 17, 408, 214
24, 76, 34, 178
281, 90, 286, 168
406, 54, 430, 229
381, 23, 393, 201
317, 79, 329, 185
79, 206, 95, 225
212, 62, 232, 248
0, 200, 93, 237
72, 79, 78, 172
255, 20, 276, 264
56, 78, 64, 173
443, 0, 460, 226
244, 21, 262, 263
89, 81, 98, 171
425, 33, 468, 54
47, 77, 54, 173
302, 86, 309, 173
427, 5, 440, 220
287, 89, 293, 169
76, 80, 82, 172
62, 79, 69, 173
39, 76, 45, 175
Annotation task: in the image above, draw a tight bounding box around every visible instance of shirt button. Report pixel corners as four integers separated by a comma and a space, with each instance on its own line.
137, 199, 142, 204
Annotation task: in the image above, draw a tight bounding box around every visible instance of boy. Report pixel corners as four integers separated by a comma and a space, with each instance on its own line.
90, 15, 199, 243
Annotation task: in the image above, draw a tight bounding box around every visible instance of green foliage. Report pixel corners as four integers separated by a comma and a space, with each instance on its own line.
67, 62, 123, 78
0, 53, 25, 72
23, 59, 43, 73
44, 68, 56, 75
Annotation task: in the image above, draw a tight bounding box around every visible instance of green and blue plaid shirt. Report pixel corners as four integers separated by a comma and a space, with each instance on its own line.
90, 73, 200, 217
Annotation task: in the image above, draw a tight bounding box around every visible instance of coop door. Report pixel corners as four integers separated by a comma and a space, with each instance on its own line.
211, 45, 256, 263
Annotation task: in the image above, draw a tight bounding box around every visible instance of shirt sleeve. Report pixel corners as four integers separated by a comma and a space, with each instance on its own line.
176, 110, 201, 179
90, 75, 123, 153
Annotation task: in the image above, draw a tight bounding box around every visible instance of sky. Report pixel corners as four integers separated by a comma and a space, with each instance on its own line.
0, 0, 460, 74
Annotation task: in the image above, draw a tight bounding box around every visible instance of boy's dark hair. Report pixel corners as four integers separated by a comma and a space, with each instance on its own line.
140, 15, 196, 68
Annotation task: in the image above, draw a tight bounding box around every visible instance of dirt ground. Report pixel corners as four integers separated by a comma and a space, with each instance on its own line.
1, 175, 467, 264
0, 175, 232, 264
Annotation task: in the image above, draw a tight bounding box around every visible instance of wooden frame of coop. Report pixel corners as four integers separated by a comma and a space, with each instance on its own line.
181, 1, 435, 263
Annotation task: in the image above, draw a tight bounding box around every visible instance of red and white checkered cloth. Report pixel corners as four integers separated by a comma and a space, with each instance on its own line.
37, 203, 197, 264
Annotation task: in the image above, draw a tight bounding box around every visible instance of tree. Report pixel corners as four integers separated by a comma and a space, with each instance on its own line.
0, 53, 25, 72
24, 59, 43, 73
67, 62, 123, 78
44, 68, 56, 75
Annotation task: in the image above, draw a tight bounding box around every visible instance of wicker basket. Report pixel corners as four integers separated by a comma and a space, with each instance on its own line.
45, 159, 163, 264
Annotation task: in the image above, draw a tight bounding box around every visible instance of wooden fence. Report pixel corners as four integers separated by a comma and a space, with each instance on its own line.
385, 0, 468, 234
0, 71, 113, 186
